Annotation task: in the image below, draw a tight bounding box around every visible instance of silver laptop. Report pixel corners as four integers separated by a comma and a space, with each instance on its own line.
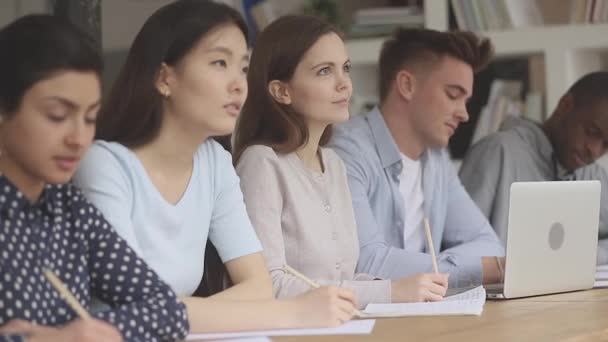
487, 180, 600, 299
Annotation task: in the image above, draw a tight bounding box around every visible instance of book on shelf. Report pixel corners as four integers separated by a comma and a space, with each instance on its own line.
524, 92, 544, 123
353, 6, 422, 25
478, 0, 510, 31
453, 0, 608, 31
526, 55, 545, 122
472, 79, 523, 144
451, 0, 544, 31
571, 0, 588, 23
504, 0, 544, 28
536, 0, 571, 25
349, 23, 423, 38
349, 6, 424, 38
571, 0, 608, 24
472, 83, 542, 145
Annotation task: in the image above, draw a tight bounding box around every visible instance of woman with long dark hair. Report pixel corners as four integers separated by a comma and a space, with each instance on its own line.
74, 0, 357, 332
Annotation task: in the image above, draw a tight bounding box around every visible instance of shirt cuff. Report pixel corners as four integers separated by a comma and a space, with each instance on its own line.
0, 334, 26, 342
341, 278, 392, 309
216, 242, 263, 263
440, 254, 483, 288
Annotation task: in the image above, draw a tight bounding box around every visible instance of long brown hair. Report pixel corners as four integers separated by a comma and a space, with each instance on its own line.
232, 15, 340, 163
96, 0, 247, 148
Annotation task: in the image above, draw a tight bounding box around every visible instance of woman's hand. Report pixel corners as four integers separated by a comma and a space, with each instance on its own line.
0, 318, 122, 342
288, 286, 358, 328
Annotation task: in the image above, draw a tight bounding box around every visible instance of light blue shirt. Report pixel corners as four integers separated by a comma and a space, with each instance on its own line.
73, 140, 262, 296
329, 107, 504, 288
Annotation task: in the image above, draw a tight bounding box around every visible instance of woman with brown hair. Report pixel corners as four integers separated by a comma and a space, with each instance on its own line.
234, 15, 449, 308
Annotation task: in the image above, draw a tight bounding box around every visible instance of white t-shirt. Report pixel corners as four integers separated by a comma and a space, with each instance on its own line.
73, 140, 262, 296
398, 153, 425, 252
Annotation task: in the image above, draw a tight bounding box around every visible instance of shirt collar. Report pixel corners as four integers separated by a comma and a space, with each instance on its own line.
0, 174, 56, 215
529, 122, 576, 180
366, 106, 403, 169
533, 122, 555, 165
554, 158, 575, 180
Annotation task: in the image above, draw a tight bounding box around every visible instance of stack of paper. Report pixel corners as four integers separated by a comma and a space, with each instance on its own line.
361, 286, 486, 318
186, 320, 375, 341
594, 264, 608, 288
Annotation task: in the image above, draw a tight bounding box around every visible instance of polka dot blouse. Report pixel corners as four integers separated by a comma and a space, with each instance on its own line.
0, 175, 189, 341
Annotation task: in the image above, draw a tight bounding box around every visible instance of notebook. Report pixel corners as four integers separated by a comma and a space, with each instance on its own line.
185, 319, 375, 340
594, 264, 608, 288
360, 286, 486, 318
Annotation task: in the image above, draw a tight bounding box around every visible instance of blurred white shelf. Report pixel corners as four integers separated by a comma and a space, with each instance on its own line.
347, 0, 608, 118
483, 23, 608, 57
347, 23, 608, 64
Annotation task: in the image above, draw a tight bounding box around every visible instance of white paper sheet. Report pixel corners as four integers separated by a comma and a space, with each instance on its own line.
361, 286, 486, 318
595, 271, 608, 279
187, 338, 270, 342
185, 319, 375, 340
593, 265, 608, 287
594, 280, 608, 288
596, 264, 608, 272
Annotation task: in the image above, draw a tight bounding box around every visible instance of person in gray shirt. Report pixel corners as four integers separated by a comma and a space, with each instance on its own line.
459, 71, 608, 264
330, 28, 505, 288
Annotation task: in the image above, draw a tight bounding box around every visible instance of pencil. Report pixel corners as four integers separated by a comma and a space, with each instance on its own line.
43, 268, 91, 320
424, 218, 439, 274
283, 264, 365, 318
283, 264, 320, 288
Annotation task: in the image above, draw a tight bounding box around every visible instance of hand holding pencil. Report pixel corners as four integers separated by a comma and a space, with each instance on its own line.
283, 265, 360, 324
388, 218, 449, 303
0, 268, 121, 341
40, 268, 122, 342
43, 268, 91, 320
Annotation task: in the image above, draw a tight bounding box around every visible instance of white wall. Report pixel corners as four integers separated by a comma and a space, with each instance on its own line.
102, 0, 171, 51
2, 0, 243, 52
100, 0, 308, 52
0, 2, 18, 27
0, 0, 49, 28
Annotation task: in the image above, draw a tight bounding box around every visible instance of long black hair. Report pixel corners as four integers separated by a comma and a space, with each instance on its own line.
96, 0, 248, 148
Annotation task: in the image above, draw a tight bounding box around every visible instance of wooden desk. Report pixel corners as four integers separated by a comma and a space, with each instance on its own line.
276, 289, 608, 342
514, 287, 608, 303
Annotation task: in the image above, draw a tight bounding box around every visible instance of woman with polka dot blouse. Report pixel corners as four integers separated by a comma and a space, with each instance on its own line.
73, 0, 357, 333
0, 15, 188, 342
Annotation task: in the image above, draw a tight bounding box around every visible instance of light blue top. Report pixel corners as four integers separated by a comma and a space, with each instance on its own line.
73, 140, 262, 296
329, 107, 504, 288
